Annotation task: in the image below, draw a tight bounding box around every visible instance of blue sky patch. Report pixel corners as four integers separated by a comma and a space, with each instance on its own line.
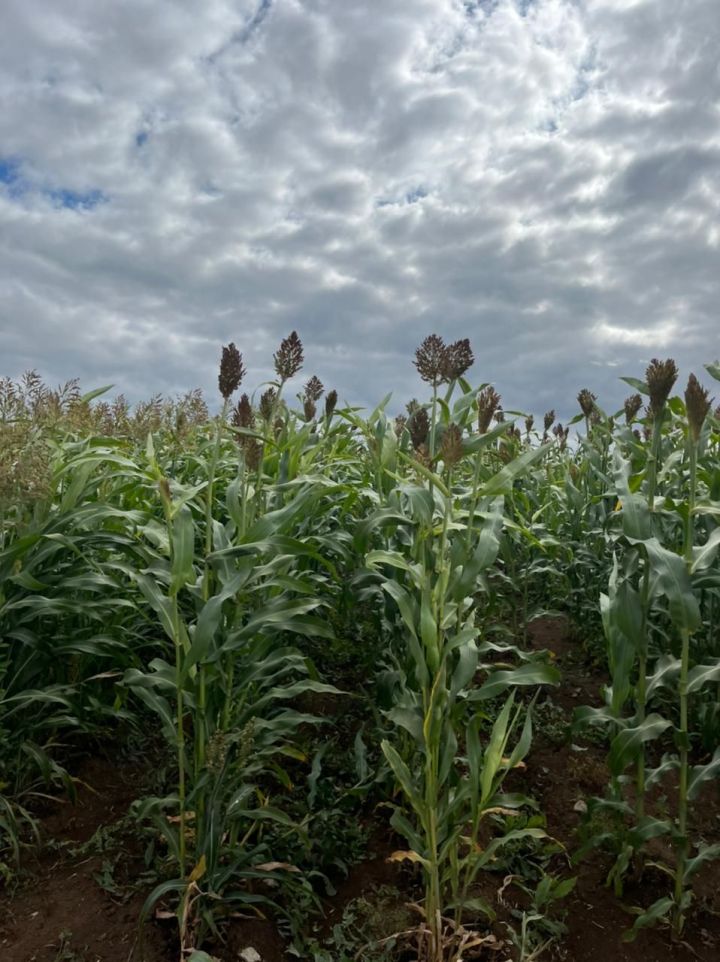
48, 187, 106, 210
0, 156, 105, 210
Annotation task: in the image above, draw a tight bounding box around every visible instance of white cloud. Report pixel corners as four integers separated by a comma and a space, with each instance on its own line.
0, 0, 718, 418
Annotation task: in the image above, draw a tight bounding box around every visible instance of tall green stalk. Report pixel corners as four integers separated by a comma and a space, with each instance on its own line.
197, 398, 229, 796
160, 479, 187, 877
636, 415, 664, 820
673, 440, 697, 934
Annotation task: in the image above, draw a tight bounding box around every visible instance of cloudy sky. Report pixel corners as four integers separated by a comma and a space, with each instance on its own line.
1, 0, 718, 419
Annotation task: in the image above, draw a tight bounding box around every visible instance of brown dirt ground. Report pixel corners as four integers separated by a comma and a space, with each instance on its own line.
2, 616, 719, 962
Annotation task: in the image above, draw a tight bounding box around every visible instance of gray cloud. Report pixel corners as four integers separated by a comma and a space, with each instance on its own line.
1, 0, 719, 421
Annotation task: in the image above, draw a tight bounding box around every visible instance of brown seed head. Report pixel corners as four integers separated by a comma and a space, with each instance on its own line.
477, 386, 501, 433
408, 406, 430, 449
305, 375, 324, 402
218, 342, 245, 399
646, 357, 678, 416
274, 331, 304, 381
414, 334, 447, 386
245, 438, 263, 471
440, 423, 464, 467
624, 393, 643, 424
543, 409, 555, 432
232, 393, 255, 430
414, 443, 432, 468
553, 422, 569, 450
303, 397, 317, 421
577, 388, 596, 419
394, 414, 407, 437
525, 414, 534, 435
259, 388, 277, 421
325, 389, 338, 418
441, 338, 474, 382
685, 373, 712, 443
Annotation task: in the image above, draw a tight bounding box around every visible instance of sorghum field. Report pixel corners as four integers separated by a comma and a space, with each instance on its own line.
2, 334, 720, 962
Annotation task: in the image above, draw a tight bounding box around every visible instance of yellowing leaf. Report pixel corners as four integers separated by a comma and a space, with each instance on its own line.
388, 850, 424, 864
188, 854, 206, 882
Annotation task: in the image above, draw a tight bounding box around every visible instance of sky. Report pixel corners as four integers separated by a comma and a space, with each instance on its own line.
1, 0, 718, 420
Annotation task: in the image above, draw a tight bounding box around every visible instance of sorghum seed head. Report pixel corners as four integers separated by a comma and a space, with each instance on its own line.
232, 393, 254, 430
577, 388, 597, 419
245, 439, 263, 471
525, 414, 534, 435
207, 731, 228, 774
218, 343, 245, 399
646, 357, 678, 416
408, 406, 430, 449
685, 373, 712, 443
394, 414, 407, 437
325, 389, 338, 418
477, 387, 501, 434
543, 410, 555, 432
440, 423, 464, 467
303, 397, 317, 421
259, 388, 277, 421
624, 393, 643, 423
553, 423, 569, 450
414, 334, 447, 386
305, 375, 324, 403
274, 331, 304, 381
441, 338, 474, 382
237, 719, 256, 769
414, 443, 432, 468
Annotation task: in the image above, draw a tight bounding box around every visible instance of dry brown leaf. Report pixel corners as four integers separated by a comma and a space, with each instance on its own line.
387, 850, 425, 864
253, 861, 301, 873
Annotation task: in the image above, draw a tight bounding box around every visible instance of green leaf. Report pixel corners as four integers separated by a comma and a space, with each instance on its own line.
613, 452, 651, 541
688, 748, 720, 801
608, 714, 672, 776
687, 663, 720, 694
477, 443, 552, 498
691, 527, 720, 573
170, 505, 195, 594
80, 383, 114, 404
481, 695, 514, 804
639, 538, 701, 632
620, 376, 649, 396
704, 362, 720, 383
684, 842, 720, 881
622, 897, 673, 941
181, 596, 224, 679
381, 740, 424, 817
471, 661, 560, 701
646, 655, 681, 700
